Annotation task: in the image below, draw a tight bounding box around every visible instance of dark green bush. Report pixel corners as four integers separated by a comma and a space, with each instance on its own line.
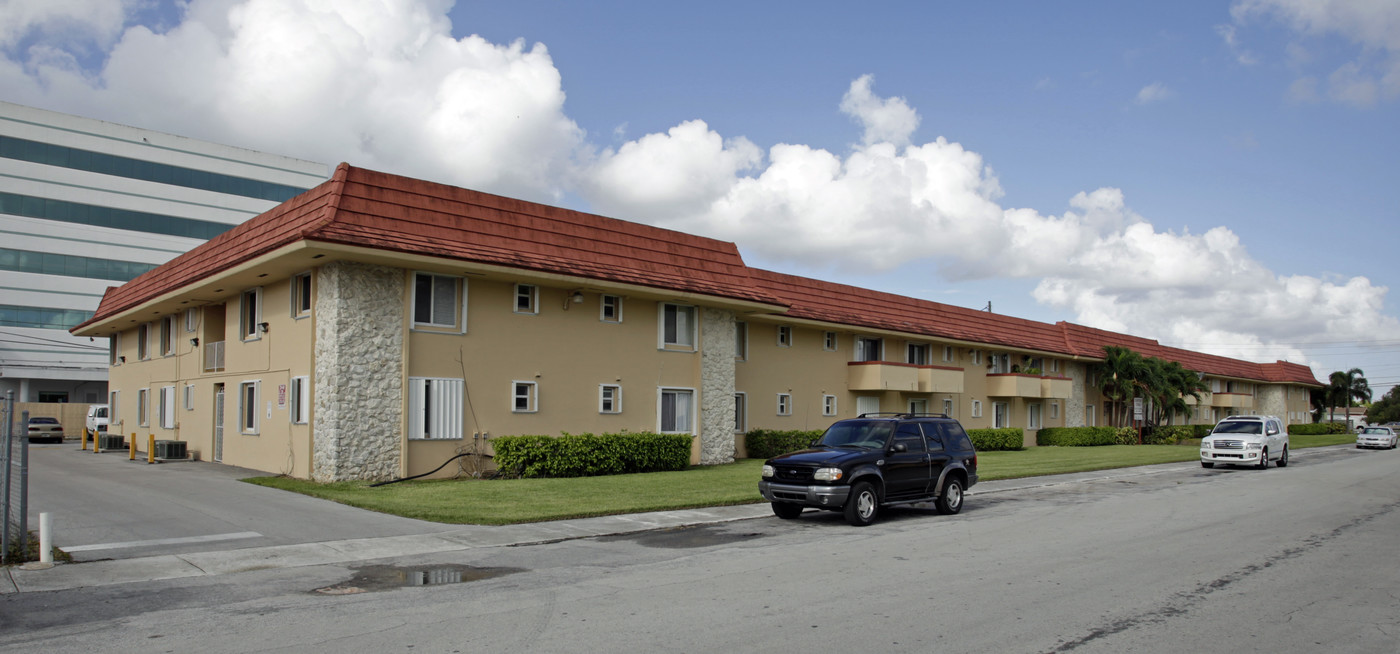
1288, 422, 1346, 435
744, 429, 823, 459
492, 432, 692, 478
1037, 426, 1121, 446
1144, 425, 1199, 444
967, 428, 1023, 451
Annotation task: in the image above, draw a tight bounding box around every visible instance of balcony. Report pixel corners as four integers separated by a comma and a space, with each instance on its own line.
204, 341, 225, 373
1210, 392, 1254, 409
918, 365, 965, 394
1040, 376, 1072, 399
986, 373, 1042, 398
847, 361, 919, 392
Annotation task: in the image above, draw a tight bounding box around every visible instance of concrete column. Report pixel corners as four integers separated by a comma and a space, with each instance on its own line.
699, 308, 737, 465
312, 262, 405, 482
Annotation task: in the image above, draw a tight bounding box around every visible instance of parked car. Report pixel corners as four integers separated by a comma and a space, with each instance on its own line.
85, 404, 109, 435
1356, 426, 1398, 450
759, 413, 978, 526
26, 416, 64, 443
1200, 415, 1289, 469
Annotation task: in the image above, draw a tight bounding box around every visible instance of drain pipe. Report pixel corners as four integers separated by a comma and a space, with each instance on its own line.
369, 453, 472, 487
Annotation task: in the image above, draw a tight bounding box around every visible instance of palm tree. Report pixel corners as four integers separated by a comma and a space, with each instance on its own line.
1327, 368, 1372, 425
1095, 346, 1146, 427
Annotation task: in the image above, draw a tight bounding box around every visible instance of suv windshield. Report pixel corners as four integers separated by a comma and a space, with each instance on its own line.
1213, 421, 1263, 435
818, 421, 894, 448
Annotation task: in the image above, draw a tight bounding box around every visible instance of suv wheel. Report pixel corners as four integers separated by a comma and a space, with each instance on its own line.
1276, 446, 1289, 467
844, 481, 879, 527
771, 502, 803, 520
935, 477, 964, 515
1256, 448, 1269, 470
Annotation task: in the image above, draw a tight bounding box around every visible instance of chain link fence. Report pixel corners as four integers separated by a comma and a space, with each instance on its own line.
2, 391, 30, 564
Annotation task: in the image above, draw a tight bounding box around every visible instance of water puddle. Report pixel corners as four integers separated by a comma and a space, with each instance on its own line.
597, 525, 770, 549
313, 563, 522, 595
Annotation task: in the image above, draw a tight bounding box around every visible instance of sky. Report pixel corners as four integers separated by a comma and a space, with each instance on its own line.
2, 0, 1398, 398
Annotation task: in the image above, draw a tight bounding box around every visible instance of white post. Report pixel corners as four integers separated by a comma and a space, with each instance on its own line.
39, 512, 52, 564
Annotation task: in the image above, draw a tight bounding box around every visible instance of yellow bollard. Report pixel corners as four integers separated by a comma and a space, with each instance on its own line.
81, 428, 89, 451
148, 434, 155, 464
129, 436, 136, 460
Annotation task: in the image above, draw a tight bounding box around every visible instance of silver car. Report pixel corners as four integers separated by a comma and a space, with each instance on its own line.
1356, 426, 1398, 450
26, 416, 64, 443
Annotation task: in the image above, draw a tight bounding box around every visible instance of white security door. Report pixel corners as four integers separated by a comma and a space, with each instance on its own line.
213, 387, 225, 463
856, 396, 880, 416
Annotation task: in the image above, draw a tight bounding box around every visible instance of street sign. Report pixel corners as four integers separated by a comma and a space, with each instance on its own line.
1133, 397, 1144, 421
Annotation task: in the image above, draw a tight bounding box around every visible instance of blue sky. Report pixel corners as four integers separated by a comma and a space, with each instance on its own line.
3, 0, 1398, 397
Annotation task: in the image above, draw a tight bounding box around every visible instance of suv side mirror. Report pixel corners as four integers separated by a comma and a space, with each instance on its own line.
889, 442, 907, 453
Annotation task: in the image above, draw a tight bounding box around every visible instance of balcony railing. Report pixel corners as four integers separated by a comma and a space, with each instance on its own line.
204, 341, 225, 373
1209, 392, 1253, 409
985, 373, 1042, 398
847, 361, 919, 392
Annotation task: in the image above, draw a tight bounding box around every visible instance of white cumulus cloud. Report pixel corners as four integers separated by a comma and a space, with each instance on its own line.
1233, 0, 1400, 106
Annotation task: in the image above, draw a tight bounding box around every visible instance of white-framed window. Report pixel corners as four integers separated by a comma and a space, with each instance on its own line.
735, 321, 748, 361
412, 272, 465, 330
971, 349, 983, 365
108, 390, 119, 424
776, 325, 792, 348
990, 353, 1011, 374
600, 384, 621, 414
137, 323, 151, 359
240, 288, 263, 341
824, 331, 837, 351
907, 343, 929, 365
137, 388, 149, 426
514, 283, 538, 314
971, 399, 983, 419
600, 295, 623, 323
184, 307, 198, 332
823, 394, 837, 417
239, 381, 260, 434
856, 396, 880, 416
943, 345, 955, 363
291, 272, 312, 318
290, 376, 310, 424
1086, 404, 1097, 426
855, 337, 882, 362
1050, 401, 1060, 420
184, 384, 195, 411
160, 315, 177, 356
943, 398, 954, 417
512, 381, 538, 413
160, 386, 176, 429
658, 388, 695, 434
777, 393, 792, 416
407, 377, 462, 439
734, 392, 747, 433
909, 398, 929, 414
1028, 403, 1042, 430
994, 402, 1009, 429
1049, 359, 1060, 374
109, 333, 120, 366
659, 303, 696, 350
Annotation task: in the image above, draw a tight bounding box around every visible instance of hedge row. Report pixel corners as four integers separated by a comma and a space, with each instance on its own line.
1036, 426, 1131, 446
1142, 424, 1210, 444
1288, 422, 1347, 435
967, 428, 1024, 451
492, 432, 691, 478
745, 429, 823, 459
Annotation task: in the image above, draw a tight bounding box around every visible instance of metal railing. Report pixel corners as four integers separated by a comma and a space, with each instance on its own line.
204, 340, 226, 372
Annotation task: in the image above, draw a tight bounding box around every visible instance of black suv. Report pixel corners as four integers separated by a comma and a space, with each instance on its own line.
759, 413, 979, 526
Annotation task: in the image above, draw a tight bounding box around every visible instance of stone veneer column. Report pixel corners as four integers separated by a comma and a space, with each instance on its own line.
699, 308, 737, 465
1066, 362, 1087, 427
313, 262, 404, 482
1256, 386, 1286, 419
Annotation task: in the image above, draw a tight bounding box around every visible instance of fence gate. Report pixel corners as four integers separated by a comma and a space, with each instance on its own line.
2, 391, 29, 563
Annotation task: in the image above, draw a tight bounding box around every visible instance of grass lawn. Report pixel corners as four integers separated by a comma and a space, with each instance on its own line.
244, 433, 1356, 525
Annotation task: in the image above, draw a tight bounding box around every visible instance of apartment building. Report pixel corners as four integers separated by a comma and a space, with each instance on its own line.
71, 164, 1321, 481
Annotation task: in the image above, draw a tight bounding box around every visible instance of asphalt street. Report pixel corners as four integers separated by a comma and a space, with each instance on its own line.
3, 444, 1396, 653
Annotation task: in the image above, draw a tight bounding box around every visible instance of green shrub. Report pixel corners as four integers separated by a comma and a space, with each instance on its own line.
1144, 425, 1198, 445
492, 432, 692, 478
1288, 422, 1346, 435
967, 428, 1023, 451
1037, 426, 1121, 446
744, 429, 823, 459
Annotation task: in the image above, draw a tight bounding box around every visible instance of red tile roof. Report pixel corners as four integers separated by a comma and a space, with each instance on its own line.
79, 164, 785, 326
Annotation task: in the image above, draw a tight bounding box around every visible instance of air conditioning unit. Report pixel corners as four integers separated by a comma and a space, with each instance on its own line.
98, 434, 125, 450
154, 440, 188, 460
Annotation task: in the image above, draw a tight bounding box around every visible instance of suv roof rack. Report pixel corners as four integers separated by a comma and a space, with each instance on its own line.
856, 412, 951, 419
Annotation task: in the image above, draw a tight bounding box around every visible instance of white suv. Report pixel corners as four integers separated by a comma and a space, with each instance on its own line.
1201, 415, 1289, 469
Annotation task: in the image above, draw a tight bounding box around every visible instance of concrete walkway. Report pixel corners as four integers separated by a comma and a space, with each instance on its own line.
3, 452, 1334, 594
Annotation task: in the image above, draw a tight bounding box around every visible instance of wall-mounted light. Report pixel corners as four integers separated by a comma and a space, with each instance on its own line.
258, 322, 270, 334
190, 337, 200, 347
119, 356, 126, 363
562, 290, 585, 310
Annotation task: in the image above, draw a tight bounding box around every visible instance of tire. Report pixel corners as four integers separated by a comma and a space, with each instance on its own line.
1201, 461, 1215, 469
1257, 448, 1269, 469
771, 502, 804, 520
1276, 446, 1289, 467
844, 481, 879, 526
935, 477, 964, 515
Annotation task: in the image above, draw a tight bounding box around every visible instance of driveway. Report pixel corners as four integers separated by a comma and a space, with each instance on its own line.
22, 443, 451, 562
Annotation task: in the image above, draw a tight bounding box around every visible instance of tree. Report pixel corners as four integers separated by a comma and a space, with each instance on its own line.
1094, 346, 1146, 427
1366, 386, 1400, 425
1091, 347, 1206, 428
1327, 368, 1371, 424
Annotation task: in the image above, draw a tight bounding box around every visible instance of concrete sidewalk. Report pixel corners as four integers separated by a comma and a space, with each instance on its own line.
2, 453, 1330, 594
